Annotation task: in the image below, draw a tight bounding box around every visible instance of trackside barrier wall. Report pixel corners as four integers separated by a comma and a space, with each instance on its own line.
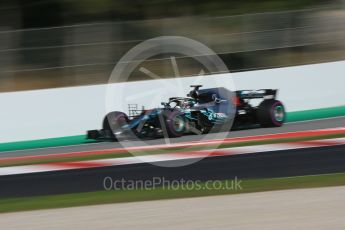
0, 60, 344, 143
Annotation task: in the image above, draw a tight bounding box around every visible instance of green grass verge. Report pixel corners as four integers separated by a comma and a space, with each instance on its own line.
0, 135, 96, 152
286, 105, 345, 122
2, 133, 345, 167
1, 173, 345, 213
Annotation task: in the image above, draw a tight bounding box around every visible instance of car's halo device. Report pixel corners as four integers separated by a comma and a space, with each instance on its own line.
87, 86, 285, 141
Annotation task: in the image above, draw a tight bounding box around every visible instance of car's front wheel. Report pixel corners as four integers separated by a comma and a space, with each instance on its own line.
103, 111, 129, 133
162, 110, 186, 138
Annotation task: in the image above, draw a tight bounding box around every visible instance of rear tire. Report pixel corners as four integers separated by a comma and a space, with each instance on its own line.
257, 100, 285, 127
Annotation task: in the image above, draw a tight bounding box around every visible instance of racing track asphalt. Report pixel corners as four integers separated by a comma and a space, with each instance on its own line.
1, 116, 345, 159
1, 144, 345, 197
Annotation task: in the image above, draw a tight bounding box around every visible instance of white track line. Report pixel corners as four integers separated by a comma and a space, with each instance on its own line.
1, 138, 345, 176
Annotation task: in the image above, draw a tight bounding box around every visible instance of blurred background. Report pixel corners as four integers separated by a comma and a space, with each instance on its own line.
0, 0, 344, 92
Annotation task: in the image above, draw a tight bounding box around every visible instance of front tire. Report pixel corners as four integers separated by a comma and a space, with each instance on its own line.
103, 111, 129, 132
257, 99, 285, 127
162, 110, 186, 138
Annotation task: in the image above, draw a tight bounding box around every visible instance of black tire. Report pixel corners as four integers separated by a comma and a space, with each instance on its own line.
103, 111, 129, 132
162, 110, 186, 138
257, 99, 285, 127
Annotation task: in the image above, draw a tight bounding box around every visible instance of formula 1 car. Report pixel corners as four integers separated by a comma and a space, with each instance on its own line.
87, 85, 285, 141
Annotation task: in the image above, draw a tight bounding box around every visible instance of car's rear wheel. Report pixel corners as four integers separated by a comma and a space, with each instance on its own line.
257, 99, 285, 127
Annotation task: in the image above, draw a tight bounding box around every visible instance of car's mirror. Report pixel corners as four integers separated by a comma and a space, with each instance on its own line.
212, 94, 221, 103
213, 95, 227, 104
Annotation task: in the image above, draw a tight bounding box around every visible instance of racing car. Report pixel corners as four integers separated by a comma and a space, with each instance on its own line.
87, 85, 285, 140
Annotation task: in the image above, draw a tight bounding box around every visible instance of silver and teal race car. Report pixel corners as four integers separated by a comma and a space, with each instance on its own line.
87, 85, 285, 141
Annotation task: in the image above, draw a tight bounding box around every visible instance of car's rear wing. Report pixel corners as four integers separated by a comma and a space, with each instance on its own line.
235, 89, 277, 99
